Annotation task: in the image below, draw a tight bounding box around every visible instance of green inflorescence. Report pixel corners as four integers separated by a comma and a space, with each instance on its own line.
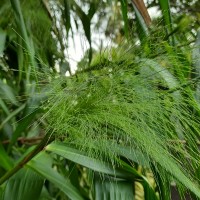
42, 43, 200, 197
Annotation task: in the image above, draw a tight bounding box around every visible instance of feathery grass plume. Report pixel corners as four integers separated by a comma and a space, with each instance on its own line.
41, 36, 200, 198
1, 1, 199, 199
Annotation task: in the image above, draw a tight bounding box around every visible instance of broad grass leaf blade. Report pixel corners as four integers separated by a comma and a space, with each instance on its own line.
131, 2, 148, 41
38, 187, 52, 200
109, 144, 149, 167
72, 1, 92, 61
0, 144, 13, 171
0, 99, 9, 115
0, 104, 25, 130
120, 0, 129, 39
150, 165, 171, 200
0, 187, 4, 200
72, 0, 90, 40
10, 0, 29, 44
3, 168, 44, 200
88, 2, 99, 20
158, 0, 172, 31
158, 0, 174, 45
46, 142, 139, 179
0, 28, 6, 54
119, 161, 158, 200
0, 80, 19, 106
95, 174, 134, 200
27, 152, 84, 200
68, 162, 80, 190
140, 59, 179, 89
140, 58, 180, 99
10, 0, 37, 78
142, 180, 158, 200
8, 109, 40, 152
63, 0, 71, 36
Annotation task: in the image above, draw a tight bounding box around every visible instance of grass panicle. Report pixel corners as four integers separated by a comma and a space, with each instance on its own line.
40, 40, 200, 197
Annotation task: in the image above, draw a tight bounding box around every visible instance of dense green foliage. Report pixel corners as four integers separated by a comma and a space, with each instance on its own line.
0, 0, 200, 199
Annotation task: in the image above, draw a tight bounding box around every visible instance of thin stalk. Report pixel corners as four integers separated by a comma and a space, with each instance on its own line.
2, 136, 44, 145
0, 132, 54, 185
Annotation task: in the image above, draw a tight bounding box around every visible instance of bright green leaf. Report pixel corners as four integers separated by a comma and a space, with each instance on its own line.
131, 1, 149, 41
46, 142, 140, 180
3, 168, 44, 200
0, 80, 19, 106
0, 28, 6, 55
27, 152, 84, 200
0, 104, 25, 130
63, 0, 71, 36
0, 144, 13, 171
95, 174, 134, 200
120, 0, 128, 39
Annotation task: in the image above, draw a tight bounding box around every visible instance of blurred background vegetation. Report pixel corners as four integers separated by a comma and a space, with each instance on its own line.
0, 0, 200, 199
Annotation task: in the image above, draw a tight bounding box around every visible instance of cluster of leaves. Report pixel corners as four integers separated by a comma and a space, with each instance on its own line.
0, 0, 200, 200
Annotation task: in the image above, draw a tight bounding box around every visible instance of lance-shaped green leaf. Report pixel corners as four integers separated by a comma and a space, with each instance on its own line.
158, 0, 174, 45
0, 28, 6, 55
46, 142, 158, 199
8, 109, 40, 153
0, 144, 13, 171
27, 152, 84, 200
0, 104, 25, 130
108, 143, 149, 167
158, 0, 172, 31
94, 174, 134, 200
131, 1, 149, 41
45, 142, 141, 180
119, 161, 158, 200
10, 0, 37, 81
3, 168, 44, 200
0, 80, 19, 106
120, 0, 129, 39
72, 1, 92, 61
139, 58, 180, 99
63, 0, 71, 36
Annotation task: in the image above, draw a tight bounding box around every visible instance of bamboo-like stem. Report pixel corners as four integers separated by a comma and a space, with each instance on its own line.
0, 132, 54, 185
